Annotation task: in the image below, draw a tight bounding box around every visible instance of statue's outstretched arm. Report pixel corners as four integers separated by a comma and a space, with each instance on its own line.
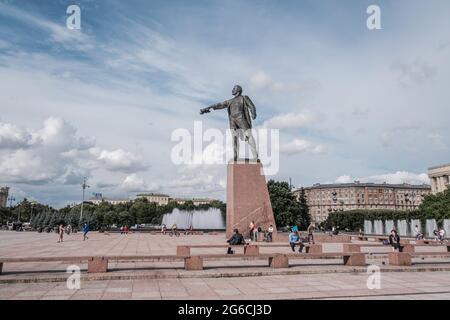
200, 101, 228, 115
210, 102, 228, 110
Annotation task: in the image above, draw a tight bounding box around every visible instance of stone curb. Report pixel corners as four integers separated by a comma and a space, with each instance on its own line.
2, 265, 450, 284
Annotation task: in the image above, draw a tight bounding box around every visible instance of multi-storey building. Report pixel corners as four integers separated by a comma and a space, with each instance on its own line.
0, 187, 9, 208
428, 163, 450, 194
87, 193, 130, 205
170, 198, 216, 206
294, 182, 431, 223
136, 193, 170, 206
89, 193, 218, 207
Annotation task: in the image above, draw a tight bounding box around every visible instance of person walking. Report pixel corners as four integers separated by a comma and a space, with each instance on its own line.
162, 224, 167, 235
67, 224, 72, 235
83, 223, 90, 241
254, 225, 260, 242
57, 223, 65, 243
307, 223, 315, 244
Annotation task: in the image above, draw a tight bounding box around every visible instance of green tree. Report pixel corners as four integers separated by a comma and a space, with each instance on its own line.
267, 180, 305, 229
119, 211, 132, 226
419, 190, 450, 225
297, 187, 311, 229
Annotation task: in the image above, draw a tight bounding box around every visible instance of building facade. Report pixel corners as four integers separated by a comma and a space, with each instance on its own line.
136, 193, 170, 206
294, 183, 431, 223
88, 194, 130, 205
428, 163, 450, 194
89, 193, 218, 207
0, 187, 9, 208
171, 198, 216, 206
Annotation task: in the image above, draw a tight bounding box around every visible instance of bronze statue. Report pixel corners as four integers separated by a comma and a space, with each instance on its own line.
200, 85, 259, 161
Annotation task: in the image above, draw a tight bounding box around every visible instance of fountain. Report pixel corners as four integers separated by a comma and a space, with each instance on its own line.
425, 219, 438, 238
162, 208, 225, 230
373, 220, 383, 235
385, 220, 395, 234
444, 220, 450, 239
364, 220, 373, 234
410, 219, 421, 237
397, 220, 408, 237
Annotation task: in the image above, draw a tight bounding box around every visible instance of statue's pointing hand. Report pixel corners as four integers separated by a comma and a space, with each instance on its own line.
200, 107, 212, 115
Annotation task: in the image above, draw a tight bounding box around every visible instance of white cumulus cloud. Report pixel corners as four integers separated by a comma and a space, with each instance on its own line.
97, 149, 149, 173
120, 174, 155, 192
280, 139, 326, 156
0, 117, 149, 185
264, 112, 317, 129
0, 122, 34, 149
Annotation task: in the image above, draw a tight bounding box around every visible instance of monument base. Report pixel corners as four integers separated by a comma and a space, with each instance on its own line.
226, 161, 277, 239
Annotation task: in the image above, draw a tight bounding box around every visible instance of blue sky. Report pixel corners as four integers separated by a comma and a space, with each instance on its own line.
1, 0, 449, 207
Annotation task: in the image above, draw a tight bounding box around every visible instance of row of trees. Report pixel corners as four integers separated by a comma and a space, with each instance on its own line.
326, 190, 450, 231
0, 199, 56, 226
2, 198, 226, 232
2, 180, 309, 232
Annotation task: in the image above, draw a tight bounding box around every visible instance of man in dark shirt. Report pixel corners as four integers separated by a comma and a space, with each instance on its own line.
227, 229, 246, 254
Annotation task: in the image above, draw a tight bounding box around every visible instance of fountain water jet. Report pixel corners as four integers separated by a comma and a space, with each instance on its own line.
385, 220, 395, 234
425, 219, 438, 238
373, 220, 383, 235
397, 220, 408, 237
364, 220, 373, 235
162, 208, 225, 230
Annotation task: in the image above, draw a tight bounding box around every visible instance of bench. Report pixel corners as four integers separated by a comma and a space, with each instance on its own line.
177, 243, 323, 257
0, 255, 189, 275
177, 244, 258, 256
344, 243, 450, 254
388, 252, 450, 266
183, 252, 367, 270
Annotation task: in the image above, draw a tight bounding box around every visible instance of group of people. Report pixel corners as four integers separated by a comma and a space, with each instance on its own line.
433, 228, 447, 242
414, 225, 447, 243
388, 227, 447, 251
120, 225, 129, 235
161, 223, 194, 237
288, 223, 316, 253
57, 223, 90, 243
248, 221, 275, 242
226, 223, 317, 255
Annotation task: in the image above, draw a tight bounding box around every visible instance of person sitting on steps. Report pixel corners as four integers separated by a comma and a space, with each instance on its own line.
389, 229, 403, 252
289, 230, 305, 253
227, 229, 246, 254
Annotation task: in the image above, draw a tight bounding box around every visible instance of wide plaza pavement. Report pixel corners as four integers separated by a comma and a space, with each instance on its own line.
1, 231, 450, 300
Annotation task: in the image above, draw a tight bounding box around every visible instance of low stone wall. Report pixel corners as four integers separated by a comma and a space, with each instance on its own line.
273, 233, 351, 243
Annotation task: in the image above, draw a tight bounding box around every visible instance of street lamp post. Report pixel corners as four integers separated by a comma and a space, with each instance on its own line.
8, 196, 15, 208
79, 178, 90, 226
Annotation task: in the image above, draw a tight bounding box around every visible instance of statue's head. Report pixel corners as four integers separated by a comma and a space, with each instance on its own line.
232, 85, 243, 96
